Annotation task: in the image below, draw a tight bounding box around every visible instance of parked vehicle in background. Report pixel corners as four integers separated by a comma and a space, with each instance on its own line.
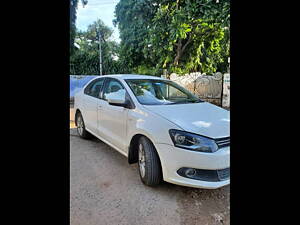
74, 74, 230, 189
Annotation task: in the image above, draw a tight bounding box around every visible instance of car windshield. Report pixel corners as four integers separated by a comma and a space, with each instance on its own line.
125, 79, 203, 105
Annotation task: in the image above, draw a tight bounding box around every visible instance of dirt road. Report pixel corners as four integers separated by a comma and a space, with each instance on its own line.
70, 128, 230, 225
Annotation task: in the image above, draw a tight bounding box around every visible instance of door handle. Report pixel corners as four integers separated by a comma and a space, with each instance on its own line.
98, 105, 102, 109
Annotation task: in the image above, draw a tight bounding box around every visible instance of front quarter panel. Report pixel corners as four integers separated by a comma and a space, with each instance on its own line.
126, 107, 180, 148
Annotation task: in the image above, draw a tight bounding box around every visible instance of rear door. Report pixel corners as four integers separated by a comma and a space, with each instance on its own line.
81, 78, 105, 134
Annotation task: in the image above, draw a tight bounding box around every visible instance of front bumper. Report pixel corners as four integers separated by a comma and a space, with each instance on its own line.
155, 143, 230, 189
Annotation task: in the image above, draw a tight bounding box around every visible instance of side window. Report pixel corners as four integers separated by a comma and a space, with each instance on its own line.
84, 78, 104, 98
84, 81, 94, 95
90, 79, 104, 98
103, 79, 125, 100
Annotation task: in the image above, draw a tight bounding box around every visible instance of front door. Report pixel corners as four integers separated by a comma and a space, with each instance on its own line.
97, 78, 128, 152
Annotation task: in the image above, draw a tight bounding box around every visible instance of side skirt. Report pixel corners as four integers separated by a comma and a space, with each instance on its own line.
85, 128, 128, 158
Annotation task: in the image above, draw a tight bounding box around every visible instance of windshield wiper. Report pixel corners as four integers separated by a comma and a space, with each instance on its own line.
189, 99, 203, 103
167, 99, 203, 105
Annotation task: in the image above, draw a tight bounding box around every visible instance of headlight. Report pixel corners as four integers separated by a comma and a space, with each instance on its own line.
169, 129, 218, 153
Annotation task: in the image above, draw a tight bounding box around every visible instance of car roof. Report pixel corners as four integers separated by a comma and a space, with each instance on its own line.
93, 74, 167, 81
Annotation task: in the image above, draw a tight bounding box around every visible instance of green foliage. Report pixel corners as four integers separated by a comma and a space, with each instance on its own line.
70, 0, 230, 76
114, 0, 230, 75
134, 65, 159, 76
70, 0, 88, 55
114, 0, 160, 75
70, 19, 122, 75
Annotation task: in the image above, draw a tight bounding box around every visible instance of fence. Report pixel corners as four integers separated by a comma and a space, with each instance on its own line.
169, 72, 230, 108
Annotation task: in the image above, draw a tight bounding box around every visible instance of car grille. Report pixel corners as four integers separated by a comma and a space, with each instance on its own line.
215, 137, 230, 148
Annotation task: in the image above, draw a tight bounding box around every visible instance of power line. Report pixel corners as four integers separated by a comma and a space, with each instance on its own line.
88, 1, 119, 4
88, 0, 119, 3
84, 4, 118, 7
81, 1, 119, 6
78, 1, 119, 10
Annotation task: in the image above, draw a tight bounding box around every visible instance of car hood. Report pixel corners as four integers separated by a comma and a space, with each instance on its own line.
144, 102, 230, 139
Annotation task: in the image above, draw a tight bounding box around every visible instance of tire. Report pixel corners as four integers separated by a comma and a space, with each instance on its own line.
76, 112, 92, 139
138, 136, 162, 186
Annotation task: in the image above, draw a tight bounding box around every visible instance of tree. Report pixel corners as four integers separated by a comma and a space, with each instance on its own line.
114, 0, 160, 75
70, 19, 122, 75
114, 0, 230, 75
70, 0, 88, 55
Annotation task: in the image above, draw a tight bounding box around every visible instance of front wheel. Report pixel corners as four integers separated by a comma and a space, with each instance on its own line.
138, 137, 162, 186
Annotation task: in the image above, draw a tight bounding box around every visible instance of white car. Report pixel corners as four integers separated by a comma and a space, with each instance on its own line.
74, 74, 230, 189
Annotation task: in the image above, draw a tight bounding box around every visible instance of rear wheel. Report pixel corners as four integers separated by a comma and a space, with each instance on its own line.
138, 137, 162, 186
76, 112, 92, 139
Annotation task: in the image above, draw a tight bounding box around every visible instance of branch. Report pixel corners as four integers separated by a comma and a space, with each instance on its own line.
173, 39, 182, 65
181, 33, 192, 53
101, 35, 106, 43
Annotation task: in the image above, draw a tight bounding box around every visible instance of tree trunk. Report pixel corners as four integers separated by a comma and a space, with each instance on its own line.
174, 40, 182, 66
173, 35, 192, 66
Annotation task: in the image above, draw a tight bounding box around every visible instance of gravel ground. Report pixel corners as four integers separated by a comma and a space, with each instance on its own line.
70, 127, 230, 225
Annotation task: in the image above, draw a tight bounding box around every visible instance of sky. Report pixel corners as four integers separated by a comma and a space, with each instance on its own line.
76, 0, 120, 43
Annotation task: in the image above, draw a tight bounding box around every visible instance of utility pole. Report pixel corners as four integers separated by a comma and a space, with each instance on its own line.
98, 26, 103, 75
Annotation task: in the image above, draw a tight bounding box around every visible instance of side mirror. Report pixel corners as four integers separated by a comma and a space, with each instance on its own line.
106, 89, 127, 107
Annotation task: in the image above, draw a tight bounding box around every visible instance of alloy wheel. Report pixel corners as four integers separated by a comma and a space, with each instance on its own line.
138, 143, 146, 178
77, 115, 83, 136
